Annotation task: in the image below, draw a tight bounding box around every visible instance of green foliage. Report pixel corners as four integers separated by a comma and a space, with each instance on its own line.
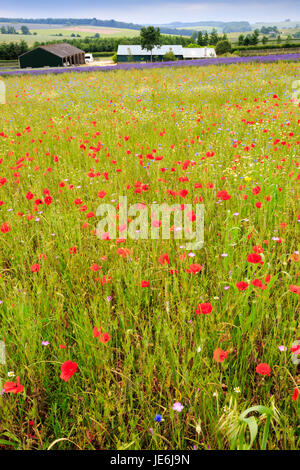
231, 42, 300, 53
197, 31, 204, 46
1, 25, 17, 34
203, 32, 209, 46
0, 40, 28, 59
215, 39, 232, 55
209, 28, 219, 45
219, 398, 281, 450
238, 34, 245, 46
163, 51, 177, 61
140, 26, 161, 61
20, 25, 31, 35
112, 52, 117, 63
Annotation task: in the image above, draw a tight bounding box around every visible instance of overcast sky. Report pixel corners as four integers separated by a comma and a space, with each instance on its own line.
1, 0, 299, 24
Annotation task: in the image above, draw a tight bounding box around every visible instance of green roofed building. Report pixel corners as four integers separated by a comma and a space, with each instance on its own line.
117, 45, 184, 62
19, 43, 86, 69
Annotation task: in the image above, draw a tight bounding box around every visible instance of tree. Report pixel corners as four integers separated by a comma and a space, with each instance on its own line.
191, 31, 197, 43
21, 25, 30, 35
262, 36, 268, 45
203, 31, 209, 46
243, 34, 252, 46
238, 34, 245, 46
215, 39, 232, 56
209, 28, 219, 45
197, 31, 204, 46
251, 29, 259, 45
140, 26, 161, 62
163, 51, 176, 61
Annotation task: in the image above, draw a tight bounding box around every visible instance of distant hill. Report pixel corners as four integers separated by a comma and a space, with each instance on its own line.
0, 17, 196, 37
0, 18, 253, 35
156, 21, 251, 33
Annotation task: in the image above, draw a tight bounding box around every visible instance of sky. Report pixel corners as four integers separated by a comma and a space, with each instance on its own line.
0, 0, 299, 25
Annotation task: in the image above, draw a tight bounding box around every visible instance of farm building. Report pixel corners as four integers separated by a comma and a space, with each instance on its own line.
182, 47, 217, 59
117, 45, 184, 62
19, 43, 86, 69
117, 45, 216, 62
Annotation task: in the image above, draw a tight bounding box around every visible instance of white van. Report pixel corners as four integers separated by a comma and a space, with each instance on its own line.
85, 54, 94, 63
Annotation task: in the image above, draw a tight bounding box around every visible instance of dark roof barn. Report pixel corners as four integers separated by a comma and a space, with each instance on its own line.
19, 43, 86, 69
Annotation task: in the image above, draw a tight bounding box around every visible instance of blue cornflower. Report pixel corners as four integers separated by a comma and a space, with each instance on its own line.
155, 414, 162, 422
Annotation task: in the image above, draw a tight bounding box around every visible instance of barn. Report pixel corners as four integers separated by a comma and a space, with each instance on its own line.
19, 43, 86, 69
117, 45, 184, 62
182, 47, 217, 59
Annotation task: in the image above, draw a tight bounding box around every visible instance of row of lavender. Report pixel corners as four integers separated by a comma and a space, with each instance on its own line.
1, 53, 300, 76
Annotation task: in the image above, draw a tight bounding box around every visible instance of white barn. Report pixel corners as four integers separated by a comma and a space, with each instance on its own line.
182, 48, 217, 59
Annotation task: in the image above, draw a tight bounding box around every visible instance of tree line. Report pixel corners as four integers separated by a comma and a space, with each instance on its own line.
1, 25, 32, 35
0, 40, 28, 59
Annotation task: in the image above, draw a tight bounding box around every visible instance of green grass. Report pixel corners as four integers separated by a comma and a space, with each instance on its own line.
0, 61, 299, 450
0, 26, 140, 45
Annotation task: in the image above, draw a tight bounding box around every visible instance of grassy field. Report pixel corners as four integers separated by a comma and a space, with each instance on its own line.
0, 61, 299, 450
1, 24, 300, 47
0, 25, 140, 45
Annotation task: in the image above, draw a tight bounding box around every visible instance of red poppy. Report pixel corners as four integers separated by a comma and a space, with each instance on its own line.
99, 332, 111, 344
117, 248, 130, 258
97, 191, 107, 199
252, 186, 261, 195
177, 189, 188, 198
60, 360, 78, 382
30, 264, 40, 273
44, 196, 53, 205
1, 223, 11, 234
256, 363, 271, 376
247, 253, 262, 264
251, 279, 266, 290
291, 345, 300, 354
213, 348, 229, 363
3, 376, 24, 394
90, 263, 101, 272
93, 327, 111, 344
236, 281, 249, 291
141, 280, 149, 287
195, 302, 212, 315
186, 263, 202, 275
217, 190, 231, 200
158, 253, 170, 265
292, 388, 299, 402
99, 275, 111, 285
289, 285, 300, 295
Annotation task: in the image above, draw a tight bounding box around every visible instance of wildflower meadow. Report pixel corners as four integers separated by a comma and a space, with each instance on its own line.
0, 60, 299, 450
